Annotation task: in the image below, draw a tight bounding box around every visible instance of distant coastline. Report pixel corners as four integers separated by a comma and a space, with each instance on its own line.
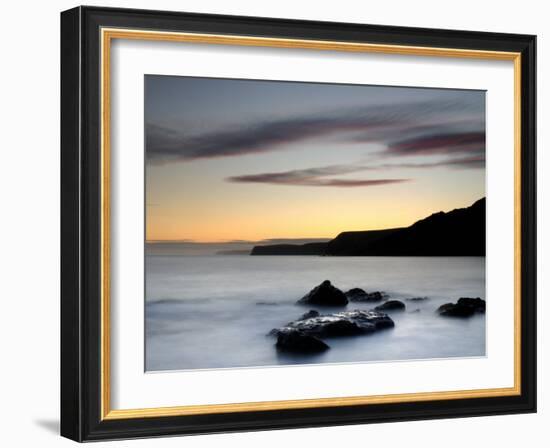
146, 198, 485, 257
251, 198, 486, 257
145, 238, 330, 257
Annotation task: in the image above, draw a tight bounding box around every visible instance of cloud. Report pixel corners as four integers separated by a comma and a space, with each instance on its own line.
435, 155, 485, 168
386, 131, 485, 157
225, 152, 484, 188
302, 179, 410, 187
227, 164, 409, 187
146, 97, 484, 163
374, 154, 485, 170
228, 173, 409, 187
146, 113, 398, 163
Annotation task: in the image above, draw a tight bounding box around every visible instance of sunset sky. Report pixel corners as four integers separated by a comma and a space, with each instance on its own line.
145, 76, 485, 242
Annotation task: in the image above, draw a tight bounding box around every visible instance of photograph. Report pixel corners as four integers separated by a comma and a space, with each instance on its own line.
144, 75, 487, 371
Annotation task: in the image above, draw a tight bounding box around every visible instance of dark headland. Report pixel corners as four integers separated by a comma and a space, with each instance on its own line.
251, 197, 485, 256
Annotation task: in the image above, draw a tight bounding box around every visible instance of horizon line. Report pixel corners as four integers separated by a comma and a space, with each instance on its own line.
146, 196, 485, 244
146, 237, 333, 244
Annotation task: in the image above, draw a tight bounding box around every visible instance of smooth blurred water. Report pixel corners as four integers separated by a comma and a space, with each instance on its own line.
145, 253, 485, 371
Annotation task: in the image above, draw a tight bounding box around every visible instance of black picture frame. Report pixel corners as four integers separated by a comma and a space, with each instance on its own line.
61, 5, 536, 442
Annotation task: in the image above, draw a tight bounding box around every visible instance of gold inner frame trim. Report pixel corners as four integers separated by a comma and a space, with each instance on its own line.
100, 27, 522, 421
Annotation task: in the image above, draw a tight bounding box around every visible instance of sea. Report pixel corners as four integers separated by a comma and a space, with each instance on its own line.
145, 244, 486, 371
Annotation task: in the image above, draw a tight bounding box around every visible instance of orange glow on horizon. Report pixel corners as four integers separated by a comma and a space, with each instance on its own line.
145, 193, 480, 242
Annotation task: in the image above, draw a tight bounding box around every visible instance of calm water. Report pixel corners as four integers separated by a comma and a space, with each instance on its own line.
145, 253, 486, 371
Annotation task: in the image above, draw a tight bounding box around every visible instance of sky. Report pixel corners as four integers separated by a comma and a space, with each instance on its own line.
145, 75, 485, 242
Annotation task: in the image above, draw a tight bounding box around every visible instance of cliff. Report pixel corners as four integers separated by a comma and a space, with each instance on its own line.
250, 198, 486, 256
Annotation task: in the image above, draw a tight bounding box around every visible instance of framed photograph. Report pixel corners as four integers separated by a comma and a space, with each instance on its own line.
60, 6, 536, 442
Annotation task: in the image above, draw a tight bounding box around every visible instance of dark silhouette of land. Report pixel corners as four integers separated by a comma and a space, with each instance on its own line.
325, 228, 402, 256
250, 198, 485, 256
250, 242, 328, 256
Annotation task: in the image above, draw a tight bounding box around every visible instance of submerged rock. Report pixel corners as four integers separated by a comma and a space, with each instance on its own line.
437, 297, 486, 317
276, 329, 329, 353
345, 288, 387, 302
375, 300, 406, 311
406, 297, 429, 302
297, 280, 348, 306
271, 309, 394, 339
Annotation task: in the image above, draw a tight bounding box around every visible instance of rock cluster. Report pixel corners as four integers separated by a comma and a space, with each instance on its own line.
270, 280, 484, 353
272, 309, 394, 353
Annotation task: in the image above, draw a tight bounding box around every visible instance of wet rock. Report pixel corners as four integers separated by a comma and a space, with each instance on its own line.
345, 288, 387, 302
276, 329, 330, 353
300, 310, 320, 320
375, 300, 406, 311
437, 297, 486, 317
271, 310, 394, 339
297, 280, 348, 306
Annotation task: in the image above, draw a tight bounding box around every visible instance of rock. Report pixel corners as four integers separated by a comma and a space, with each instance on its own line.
256, 301, 278, 306
437, 303, 455, 314
267, 327, 281, 337
300, 310, 320, 320
276, 329, 329, 353
345, 288, 387, 302
334, 310, 395, 330
406, 297, 429, 302
457, 297, 486, 311
271, 310, 394, 339
297, 280, 348, 306
344, 288, 366, 300
375, 300, 406, 311
437, 297, 486, 317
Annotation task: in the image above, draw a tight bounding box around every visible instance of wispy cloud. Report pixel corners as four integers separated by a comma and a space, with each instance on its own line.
227, 173, 409, 188
386, 131, 485, 157
146, 112, 397, 163
146, 97, 484, 163
226, 153, 484, 188
227, 164, 409, 188
374, 154, 485, 170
